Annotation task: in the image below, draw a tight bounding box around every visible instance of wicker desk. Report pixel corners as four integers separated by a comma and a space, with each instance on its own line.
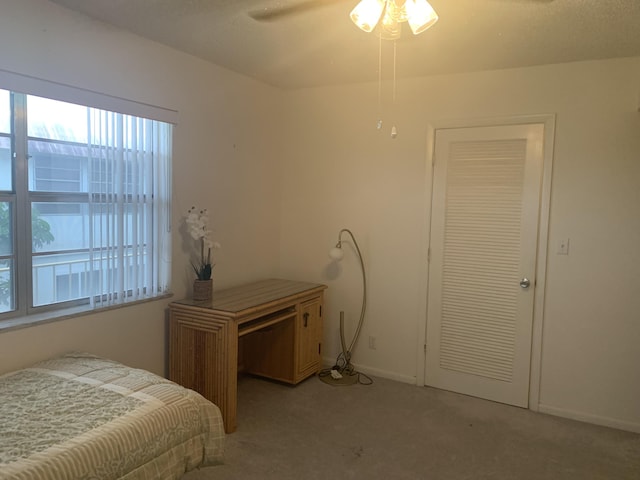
169, 278, 326, 433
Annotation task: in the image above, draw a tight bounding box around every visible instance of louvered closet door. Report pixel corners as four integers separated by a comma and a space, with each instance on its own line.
425, 124, 544, 408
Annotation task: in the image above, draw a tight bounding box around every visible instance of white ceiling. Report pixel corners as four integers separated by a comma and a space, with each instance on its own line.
49, 0, 640, 90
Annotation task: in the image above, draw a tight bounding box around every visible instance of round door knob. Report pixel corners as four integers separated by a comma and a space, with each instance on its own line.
520, 278, 531, 289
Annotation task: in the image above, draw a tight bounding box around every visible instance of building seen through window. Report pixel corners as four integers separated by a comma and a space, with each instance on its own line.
0, 89, 172, 318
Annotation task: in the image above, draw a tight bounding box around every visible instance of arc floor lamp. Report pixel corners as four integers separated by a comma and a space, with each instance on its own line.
319, 228, 372, 386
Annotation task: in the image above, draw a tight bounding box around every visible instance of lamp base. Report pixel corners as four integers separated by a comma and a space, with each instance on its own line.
318, 370, 359, 386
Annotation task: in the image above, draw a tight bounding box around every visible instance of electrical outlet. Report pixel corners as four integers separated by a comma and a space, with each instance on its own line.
558, 238, 570, 255
368, 335, 377, 350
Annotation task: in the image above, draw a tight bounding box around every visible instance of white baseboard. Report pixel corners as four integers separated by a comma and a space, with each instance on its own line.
321, 356, 640, 434
538, 404, 640, 434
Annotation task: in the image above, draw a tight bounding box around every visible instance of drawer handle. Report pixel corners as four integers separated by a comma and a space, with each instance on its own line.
303, 312, 309, 327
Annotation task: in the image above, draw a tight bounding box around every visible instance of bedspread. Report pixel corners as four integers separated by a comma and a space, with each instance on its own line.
0, 352, 224, 480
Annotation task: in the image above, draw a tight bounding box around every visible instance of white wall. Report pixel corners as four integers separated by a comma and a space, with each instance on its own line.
0, 0, 284, 375
1, 0, 638, 434
279, 57, 640, 432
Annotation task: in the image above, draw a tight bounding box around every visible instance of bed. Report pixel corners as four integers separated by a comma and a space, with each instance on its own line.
0, 352, 224, 480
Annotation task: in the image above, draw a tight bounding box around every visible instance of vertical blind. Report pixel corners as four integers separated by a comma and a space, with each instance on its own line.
87, 109, 172, 307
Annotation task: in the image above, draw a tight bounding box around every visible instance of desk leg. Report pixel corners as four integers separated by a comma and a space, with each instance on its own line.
224, 321, 238, 433
169, 310, 238, 433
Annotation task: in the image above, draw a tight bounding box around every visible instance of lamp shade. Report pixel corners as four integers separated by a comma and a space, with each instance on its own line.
405, 0, 439, 35
350, 0, 386, 33
329, 247, 345, 261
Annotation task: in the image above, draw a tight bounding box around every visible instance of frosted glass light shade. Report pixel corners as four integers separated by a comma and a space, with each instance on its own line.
329, 247, 345, 261
350, 0, 386, 33
405, 0, 439, 35
350, 0, 438, 37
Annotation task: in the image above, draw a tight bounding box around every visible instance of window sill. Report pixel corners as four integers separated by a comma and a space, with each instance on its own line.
0, 292, 174, 334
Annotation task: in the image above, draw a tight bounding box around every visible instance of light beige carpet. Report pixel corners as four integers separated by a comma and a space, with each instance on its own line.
184, 374, 640, 479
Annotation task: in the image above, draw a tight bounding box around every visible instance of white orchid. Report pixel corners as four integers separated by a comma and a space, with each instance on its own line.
185, 206, 220, 280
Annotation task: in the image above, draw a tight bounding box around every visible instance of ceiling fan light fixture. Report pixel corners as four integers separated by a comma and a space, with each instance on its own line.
349, 0, 438, 137
350, 0, 386, 33
350, 0, 437, 37
405, 0, 438, 35
377, 6, 402, 40
386, 0, 408, 22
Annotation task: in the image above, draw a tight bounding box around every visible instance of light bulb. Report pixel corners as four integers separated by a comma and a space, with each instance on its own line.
329, 247, 345, 261
376, 3, 401, 40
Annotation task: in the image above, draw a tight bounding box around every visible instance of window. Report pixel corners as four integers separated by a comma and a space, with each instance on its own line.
0, 88, 172, 321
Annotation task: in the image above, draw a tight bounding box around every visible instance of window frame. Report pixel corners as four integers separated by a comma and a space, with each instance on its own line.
0, 72, 175, 327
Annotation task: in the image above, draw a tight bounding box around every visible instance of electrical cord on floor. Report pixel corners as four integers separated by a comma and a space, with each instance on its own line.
317, 350, 373, 386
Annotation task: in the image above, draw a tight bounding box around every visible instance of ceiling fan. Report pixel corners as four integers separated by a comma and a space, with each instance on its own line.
248, 0, 554, 23
248, 0, 347, 22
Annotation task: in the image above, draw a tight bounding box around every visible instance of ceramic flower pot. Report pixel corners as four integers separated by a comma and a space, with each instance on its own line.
193, 279, 212, 302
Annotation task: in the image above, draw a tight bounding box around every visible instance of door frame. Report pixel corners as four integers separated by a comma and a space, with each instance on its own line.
416, 114, 556, 412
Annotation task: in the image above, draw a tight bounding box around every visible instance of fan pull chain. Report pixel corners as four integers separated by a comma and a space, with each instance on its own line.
377, 34, 383, 130
391, 40, 398, 139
